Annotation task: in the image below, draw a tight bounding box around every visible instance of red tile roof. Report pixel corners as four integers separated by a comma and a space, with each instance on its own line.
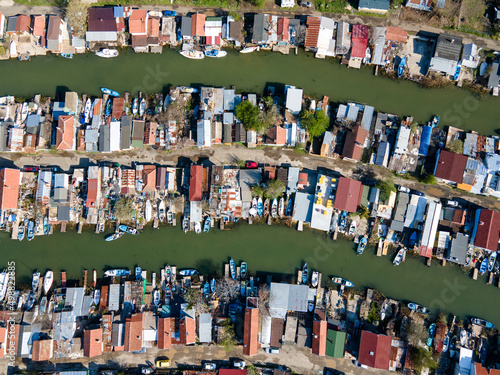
277, 18, 289, 42
266, 126, 287, 145
243, 308, 258, 356
342, 125, 368, 161
385, 26, 407, 43
435, 150, 467, 184
112, 98, 124, 120
312, 320, 327, 356
158, 318, 172, 349
88, 8, 117, 32
474, 363, 489, 375
191, 13, 206, 36
0, 168, 20, 210
219, 370, 248, 375
334, 177, 363, 213
148, 17, 160, 38
190, 165, 203, 201
144, 122, 157, 145
32, 15, 45, 38
84, 328, 103, 358
16, 15, 30, 33
180, 316, 195, 345
142, 165, 156, 193
129, 9, 148, 34
475, 209, 500, 251
304, 17, 320, 48
351, 24, 369, 59
6, 324, 19, 357
56, 115, 74, 150
32, 339, 53, 361
99, 285, 108, 310
86, 179, 99, 208
358, 331, 391, 370
0, 327, 5, 359
124, 313, 143, 352
46, 15, 61, 41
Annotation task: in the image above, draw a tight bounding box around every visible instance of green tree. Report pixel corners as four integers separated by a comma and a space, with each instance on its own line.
258, 96, 279, 131
252, 184, 264, 197
113, 197, 134, 221
448, 139, 464, 154
410, 346, 438, 374
357, 205, 370, 220
264, 179, 286, 199
235, 100, 260, 131
300, 110, 329, 138
419, 173, 436, 184
375, 178, 396, 202
65, 0, 90, 38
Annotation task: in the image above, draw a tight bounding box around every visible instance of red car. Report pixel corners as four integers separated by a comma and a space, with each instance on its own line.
245, 161, 258, 169
23, 166, 39, 172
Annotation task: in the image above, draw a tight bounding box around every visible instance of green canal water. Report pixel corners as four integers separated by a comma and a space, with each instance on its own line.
1, 224, 499, 326
1, 49, 500, 134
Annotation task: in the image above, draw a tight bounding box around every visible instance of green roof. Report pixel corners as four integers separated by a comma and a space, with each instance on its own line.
326, 330, 345, 358
360, 185, 370, 207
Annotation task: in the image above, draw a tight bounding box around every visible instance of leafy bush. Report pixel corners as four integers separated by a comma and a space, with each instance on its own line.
375, 178, 395, 202
419, 173, 436, 184
300, 110, 329, 138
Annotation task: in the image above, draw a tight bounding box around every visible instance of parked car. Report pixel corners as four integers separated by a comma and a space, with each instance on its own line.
245, 161, 258, 169
156, 358, 171, 368
141, 367, 153, 375
397, 185, 410, 193
300, 0, 312, 6
203, 363, 216, 370
233, 360, 246, 368
162, 10, 177, 16
265, 347, 280, 354
23, 166, 39, 172
446, 199, 459, 207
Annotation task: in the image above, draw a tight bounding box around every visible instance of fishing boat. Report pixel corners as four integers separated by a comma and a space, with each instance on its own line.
331, 277, 354, 288
240, 280, 246, 297
471, 317, 494, 329
488, 252, 497, 272
203, 281, 210, 298
431, 115, 440, 128
263, 198, 270, 216
179, 269, 198, 276
240, 262, 247, 279
105, 232, 124, 241
95, 48, 119, 58
454, 62, 462, 81
442, 334, 450, 352
135, 266, 142, 280
179, 50, 205, 59
164, 94, 170, 111
286, 196, 293, 217
460, 329, 468, 347
479, 258, 488, 275
311, 271, 319, 288
204, 217, 211, 233
18, 221, 25, 241
43, 270, 53, 295
449, 336, 457, 358
32, 271, 40, 292
278, 197, 284, 217
210, 278, 216, 293
357, 236, 367, 255
104, 269, 130, 277
139, 98, 146, 116
194, 222, 201, 234
427, 323, 436, 347
339, 211, 347, 231
465, 250, 472, 267
40, 296, 47, 313
271, 198, 278, 218
0, 271, 10, 302
252, 197, 258, 209
179, 86, 199, 94
132, 98, 138, 115
257, 197, 263, 216
153, 290, 160, 306
144, 200, 152, 222
118, 224, 139, 235
205, 49, 227, 58
105, 98, 112, 117
182, 216, 189, 233
84, 98, 92, 124
100, 87, 119, 97
93, 289, 100, 305
302, 263, 308, 284
20, 102, 29, 122
393, 248, 405, 266
240, 46, 258, 53
397, 56, 406, 78
165, 265, 172, 283
61, 53, 73, 59
158, 200, 166, 222
408, 302, 431, 314
26, 293, 35, 311
408, 231, 417, 247
348, 221, 357, 236
27, 220, 35, 241
167, 210, 173, 224
229, 259, 236, 280
43, 216, 49, 235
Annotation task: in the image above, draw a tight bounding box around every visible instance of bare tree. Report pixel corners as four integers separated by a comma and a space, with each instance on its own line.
65, 0, 90, 39
215, 278, 240, 304
184, 288, 209, 315
258, 285, 270, 317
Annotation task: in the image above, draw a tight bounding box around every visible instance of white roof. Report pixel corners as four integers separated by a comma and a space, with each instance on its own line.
197, 119, 211, 148
109, 120, 121, 151
394, 125, 410, 154
285, 86, 303, 115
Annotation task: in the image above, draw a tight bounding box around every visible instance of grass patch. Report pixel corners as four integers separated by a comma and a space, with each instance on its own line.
355, 11, 387, 17
315, 0, 348, 13
14, 0, 60, 5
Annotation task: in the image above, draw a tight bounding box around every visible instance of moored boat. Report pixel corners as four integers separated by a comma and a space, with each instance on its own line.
158, 200, 166, 222
348, 221, 357, 236
339, 211, 347, 231
397, 56, 406, 78
153, 290, 160, 306
100, 87, 119, 97
442, 333, 450, 352
0, 271, 10, 302
205, 49, 227, 58
40, 296, 47, 313
165, 265, 172, 283
278, 197, 284, 217
43, 216, 49, 235
471, 317, 494, 329
240, 262, 247, 279
132, 98, 138, 115
286, 196, 293, 217
93, 289, 100, 305
210, 278, 216, 293
408, 231, 417, 247
271, 198, 277, 218
408, 302, 431, 314
302, 263, 308, 284
144, 200, 152, 222
179, 86, 199, 94
179, 50, 205, 59
18, 221, 25, 241
139, 98, 146, 116
449, 335, 457, 358
105, 232, 124, 241
257, 197, 263, 216
118, 224, 139, 235
357, 236, 367, 255
464, 250, 472, 266
393, 248, 405, 266
331, 276, 354, 288
43, 270, 53, 295
61, 53, 73, 59
204, 217, 211, 233
479, 258, 488, 275
263, 198, 269, 216
454, 62, 461, 81
27, 220, 35, 241
104, 269, 130, 277
203, 281, 210, 298
229, 259, 236, 280
182, 216, 189, 233
167, 210, 173, 224
105, 98, 112, 116
96, 48, 119, 58
20, 102, 29, 122
135, 266, 142, 280
240, 46, 258, 53
460, 329, 468, 347
194, 222, 201, 234
32, 270, 40, 292
488, 251, 497, 272
179, 269, 198, 276
311, 271, 319, 288
426, 323, 436, 347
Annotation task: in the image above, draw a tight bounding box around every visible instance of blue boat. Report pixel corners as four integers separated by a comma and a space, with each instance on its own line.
132, 98, 138, 115
119, 224, 139, 235
203, 281, 210, 298
331, 277, 354, 288
454, 62, 461, 81
105, 98, 112, 117
204, 217, 211, 233
427, 323, 436, 347
210, 278, 216, 293
431, 116, 440, 128
488, 252, 497, 272
302, 263, 308, 284
339, 211, 347, 230
357, 236, 367, 255
479, 258, 488, 275
179, 269, 198, 276
104, 269, 130, 277
471, 317, 494, 329
101, 87, 119, 97
135, 266, 142, 280
240, 262, 247, 279
240, 280, 246, 296
105, 232, 124, 241
257, 197, 263, 216
18, 222, 25, 241
27, 220, 35, 241
79, 113, 86, 125
61, 53, 73, 59
43, 216, 49, 235
176, 28, 182, 42
408, 231, 418, 247
397, 56, 406, 78
229, 259, 236, 280
286, 196, 293, 217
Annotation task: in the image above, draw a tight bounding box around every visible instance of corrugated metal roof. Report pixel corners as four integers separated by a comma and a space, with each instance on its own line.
108, 284, 120, 311
198, 313, 212, 343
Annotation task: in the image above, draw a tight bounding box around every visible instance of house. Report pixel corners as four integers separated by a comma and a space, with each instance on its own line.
342, 125, 368, 161
124, 313, 143, 352
46, 15, 62, 52
0, 168, 20, 211
406, 0, 432, 11
448, 233, 469, 265
144, 122, 157, 145
198, 313, 212, 344
266, 126, 287, 146
83, 328, 102, 358
147, 15, 161, 47
181, 17, 192, 40
191, 13, 206, 37
326, 330, 345, 358
358, 331, 392, 370
349, 24, 369, 68
142, 165, 156, 193
285, 86, 303, 115
429, 34, 463, 77
385, 26, 408, 44
197, 119, 211, 148
358, 0, 390, 13
190, 165, 203, 202
131, 120, 145, 148
334, 177, 363, 213
277, 18, 290, 43
160, 16, 176, 44
336, 21, 351, 55
304, 17, 336, 58
473, 208, 500, 252
7, 15, 30, 35
205, 16, 222, 41
129, 10, 148, 35
243, 307, 258, 355
56, 116, 74, 150
487, 63, 499, 89
420, 201, 442, 258
86, 8, 118, 43
227, 18, 243, 46
434, 149, 468, 185
157, 318, 171, 349
31, 15, 46, 42
252, 14, 269, 44
32, 339, 54, 361
461, 43, 480, 69
311, 311, 327, 356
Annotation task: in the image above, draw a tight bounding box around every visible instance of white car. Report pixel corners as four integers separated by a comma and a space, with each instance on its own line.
204, 363, 217, 370
446, 200, 459, 207
398, 185, 410, 193
233, 361, 246, 369
141, 368, 153, 375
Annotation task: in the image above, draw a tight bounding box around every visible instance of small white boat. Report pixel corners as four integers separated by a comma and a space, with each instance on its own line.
205, 49, 227, 58
43, 270, 53, 295
84, 98, 92, 124
194, 222, 201, 234
393, 248, 405, 266
32, 271, 40, 293
460, 329, 468, 347
153, 290, 160, 306
179, 50, 205, 59
348, 221, 357, 236
240, 46, 258, 54
158, 200, 166, 222
0, 271, 10, 302
139, 98, 146, 117
145, 200, 152, 222
179, 86, 199, 94
93, 289, 100, 306
20, 102, 29, 122
311, 271, 319, 288
95, 48, 119, 58
167, 210, 173, 224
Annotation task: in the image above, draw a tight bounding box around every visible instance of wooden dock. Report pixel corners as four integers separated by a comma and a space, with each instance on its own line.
77, 222, 83, 234
83, 269, 87, 288
472, 268, 478, 280
60, 222, 66, 232
220, 219, 224, 230
61, 271, 67, 288
224, 264, 230, 279
488, 272, 493, 285
297, 270, 303, 284
426, 258, 432, 267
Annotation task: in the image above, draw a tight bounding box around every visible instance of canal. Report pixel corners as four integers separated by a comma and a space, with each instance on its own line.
1, 48, 500, 135
1, 224, 499, 326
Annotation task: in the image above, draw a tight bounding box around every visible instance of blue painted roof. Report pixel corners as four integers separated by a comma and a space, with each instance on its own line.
359, 0, 390, 11
113, 6, 124, 18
